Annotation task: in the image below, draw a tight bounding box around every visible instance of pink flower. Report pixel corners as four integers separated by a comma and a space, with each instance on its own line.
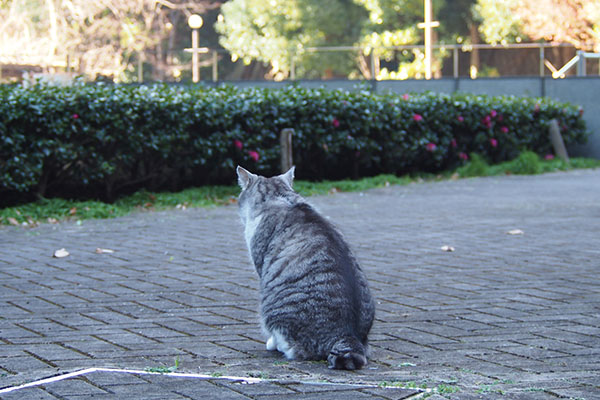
497, 114, 503, 122
500, 126, 509, 134
425, 142, 437, 152
402, 93, 410, 100
482, 115, 492, 128
490, 110, 497, 118
413, 113, 423, 122
534, 103, 541, 113
234, 139, 243, 150
545, 154, 555, 160
332, 118, 340, 128
459, 152, 469, 160
457, 115, 464, 123
450, 138, 457, 148
72, 114, 79, 119
490, 138, 498, 147
248, 150, 259, 162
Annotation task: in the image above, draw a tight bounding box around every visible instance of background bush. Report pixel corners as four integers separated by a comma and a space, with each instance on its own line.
0, 82, 589, 206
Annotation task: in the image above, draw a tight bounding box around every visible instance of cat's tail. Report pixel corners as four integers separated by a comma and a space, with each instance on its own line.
327, 336, 367, 370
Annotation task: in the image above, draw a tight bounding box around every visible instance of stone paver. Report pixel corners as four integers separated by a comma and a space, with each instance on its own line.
1, 169, 599, 399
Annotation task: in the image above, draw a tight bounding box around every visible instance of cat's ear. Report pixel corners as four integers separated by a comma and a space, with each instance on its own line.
237, 166, 256, 190
280, 166, 295, 189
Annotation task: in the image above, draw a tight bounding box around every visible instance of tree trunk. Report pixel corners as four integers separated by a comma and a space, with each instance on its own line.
45, 0, 59, 60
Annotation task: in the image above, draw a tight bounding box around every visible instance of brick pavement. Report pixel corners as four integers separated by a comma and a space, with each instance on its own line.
1, 169, 599, 399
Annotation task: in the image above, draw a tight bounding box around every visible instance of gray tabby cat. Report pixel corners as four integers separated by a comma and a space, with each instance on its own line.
236, 166, 375, 370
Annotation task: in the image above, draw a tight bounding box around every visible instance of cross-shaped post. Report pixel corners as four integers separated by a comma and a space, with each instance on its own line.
417, 0, 439, 79
185, 14, 209, 83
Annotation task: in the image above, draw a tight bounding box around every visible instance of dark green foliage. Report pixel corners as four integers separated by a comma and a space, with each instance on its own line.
0, 82, 589, 206
456, 153, 490, 177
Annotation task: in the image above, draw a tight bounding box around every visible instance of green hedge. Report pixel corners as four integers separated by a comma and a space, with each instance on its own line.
0, 82, 589, 205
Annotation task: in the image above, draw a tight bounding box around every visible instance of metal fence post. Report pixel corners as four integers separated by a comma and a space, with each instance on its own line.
453, 46, 458, 78
212, 50, 218, 82
539, 45, 545, 77
577, 50, 586, 76
290, 56, 295, 80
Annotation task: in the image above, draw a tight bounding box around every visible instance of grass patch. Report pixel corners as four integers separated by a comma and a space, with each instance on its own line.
456, 152, 600, 178
0, 175, 405, 226
2, 154, 599, 227
378, 380, 421, 389
436, 384, 460, 394
144, 357, 179, 374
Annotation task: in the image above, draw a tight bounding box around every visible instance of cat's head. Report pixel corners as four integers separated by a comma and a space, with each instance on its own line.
236, 166, 297, 220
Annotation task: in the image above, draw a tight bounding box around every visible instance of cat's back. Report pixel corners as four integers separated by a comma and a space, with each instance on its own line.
261, 198, 372, 325
261, 200, 353, 270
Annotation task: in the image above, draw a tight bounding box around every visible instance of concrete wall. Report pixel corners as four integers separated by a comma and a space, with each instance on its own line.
542, 78, 600, 158
216, 77, 600, 158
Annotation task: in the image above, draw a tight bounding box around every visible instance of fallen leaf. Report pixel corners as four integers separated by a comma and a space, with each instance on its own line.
451, 172, 460, 180
441, 245, 455, 252
95, 248, 115, 254
47, 218, 58, 224
8, 217, 19, 226
69, 207, 77, 215
53, 248, 70, 258
507, 229, 524, 235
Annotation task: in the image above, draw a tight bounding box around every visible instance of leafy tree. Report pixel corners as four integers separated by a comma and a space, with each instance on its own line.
472, 0, 522, 45
215, 0, 368, 80
474, 0, 600, 51
0, 0, 219, 80
515, 0, 600, 51
216, 0, 459, 79
356, 0, 441, 79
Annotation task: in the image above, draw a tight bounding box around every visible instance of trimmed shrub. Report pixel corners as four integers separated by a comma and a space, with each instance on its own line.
0, 82, 589, 205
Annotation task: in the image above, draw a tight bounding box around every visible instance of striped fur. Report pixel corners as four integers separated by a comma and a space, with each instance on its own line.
236, 166, 375, 370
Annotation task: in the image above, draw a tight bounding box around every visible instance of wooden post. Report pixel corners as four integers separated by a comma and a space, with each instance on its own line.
549, 119, 570, 163
280, 128, 294, 173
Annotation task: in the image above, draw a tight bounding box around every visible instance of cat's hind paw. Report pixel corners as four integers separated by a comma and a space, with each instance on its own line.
328, 351, 367, 370
266, 336, 277, 351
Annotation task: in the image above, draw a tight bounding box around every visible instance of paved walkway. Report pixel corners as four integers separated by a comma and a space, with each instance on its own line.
1, 169, 599, 399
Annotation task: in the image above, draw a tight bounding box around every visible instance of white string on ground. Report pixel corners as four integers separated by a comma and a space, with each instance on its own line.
0, 367, 431, 394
